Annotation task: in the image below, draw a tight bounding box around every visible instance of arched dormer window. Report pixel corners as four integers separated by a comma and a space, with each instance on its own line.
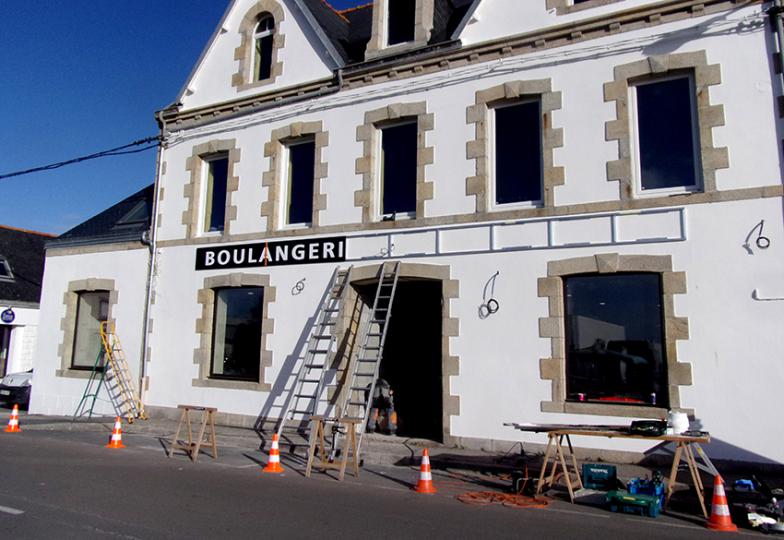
253, 14, 275, 81
232, 1, 285, 91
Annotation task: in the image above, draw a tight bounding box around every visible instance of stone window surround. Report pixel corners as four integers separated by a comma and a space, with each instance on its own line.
338, 262, 460, 445
466, 79, 564, 213
604, 50, 728, 201
261, 121, 329, 231
365, 0, 435, 59
182, 139, 241, 239
354, 102, 435, 224
538, 253, 693, 418
57, 279, 118, 379
546, 0, 624, 16
232, 0, 285, 92
193, 273, 276, 391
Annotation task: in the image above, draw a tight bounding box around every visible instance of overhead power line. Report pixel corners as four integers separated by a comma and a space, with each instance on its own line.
0, 136, 160, 180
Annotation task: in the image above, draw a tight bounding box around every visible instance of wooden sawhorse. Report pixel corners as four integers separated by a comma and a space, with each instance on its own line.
167, 405, 218, 462
305, 415, 360, 481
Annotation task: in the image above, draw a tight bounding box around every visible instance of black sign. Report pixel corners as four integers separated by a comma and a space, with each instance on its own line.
1, 308, 14, 324
195, 236, 346, 271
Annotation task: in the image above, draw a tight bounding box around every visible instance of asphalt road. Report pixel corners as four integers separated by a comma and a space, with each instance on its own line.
0, 427, 760, 539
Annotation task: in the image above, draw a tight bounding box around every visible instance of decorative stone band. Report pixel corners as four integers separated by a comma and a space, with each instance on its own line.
537, 253, 693, 418
466, 79, 564, 213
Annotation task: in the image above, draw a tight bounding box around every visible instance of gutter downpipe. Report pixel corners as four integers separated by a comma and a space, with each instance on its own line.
138, 111, 167, 407
773, 0, 784, 96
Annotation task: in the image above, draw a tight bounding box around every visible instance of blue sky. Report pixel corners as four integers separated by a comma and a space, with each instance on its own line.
0, 0, 367, 235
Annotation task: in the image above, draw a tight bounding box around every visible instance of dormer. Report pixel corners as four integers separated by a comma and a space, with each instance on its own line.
365, 0, 435, 59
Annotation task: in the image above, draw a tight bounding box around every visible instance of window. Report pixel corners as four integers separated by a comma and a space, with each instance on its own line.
631, 75, 700, 193
492, 99, 543, 207
210, 287, 264, 382
253, 15, 275, 81
71, 291, 109, 370
378, 121, 417, 218
282, 139, 315, 227
564, 273, 667, 407
387, 0, 415, 46
203, 156, 229, 233
0, 257, 13, 282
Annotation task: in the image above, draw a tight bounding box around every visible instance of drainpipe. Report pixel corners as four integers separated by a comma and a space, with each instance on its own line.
138, 110, 168, 406
773, 1, 784, 97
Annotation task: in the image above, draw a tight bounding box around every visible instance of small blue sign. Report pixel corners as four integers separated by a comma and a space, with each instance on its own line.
1, 308, 15, 324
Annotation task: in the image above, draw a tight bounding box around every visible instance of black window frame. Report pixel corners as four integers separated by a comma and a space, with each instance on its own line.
253, 14, 275, 82
563, 272, 669, 408
203, 154, 229, 234
70, 290, 110, 371
387, 0, 416, 46
378, 119, 418, 219
209, 286, 265, 383
282, 137, 316, 228
631, 72, 702, 194
491, 98, 544, 208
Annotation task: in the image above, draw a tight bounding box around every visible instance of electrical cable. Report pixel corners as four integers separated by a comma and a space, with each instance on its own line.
0, 136, 160, 180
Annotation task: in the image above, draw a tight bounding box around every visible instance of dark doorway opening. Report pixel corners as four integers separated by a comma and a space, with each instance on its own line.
356, 279, 443, 442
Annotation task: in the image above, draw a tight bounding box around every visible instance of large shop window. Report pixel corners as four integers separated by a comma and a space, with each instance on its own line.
632, 75, 701, 193
253, 14, 275, 81
210, 287, 264, 382
379, 121, 417, 218
492, 99, 543, 207
283, 139, 315, 227
387, 0, 415, 45
71, 291, 109, 369
564, 273, 668, 408
203, 156, 229, 233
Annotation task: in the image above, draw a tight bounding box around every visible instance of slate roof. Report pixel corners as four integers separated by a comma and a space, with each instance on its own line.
49, 184, 154, 249
0, 226, 54, 305
301, 0, 476, 64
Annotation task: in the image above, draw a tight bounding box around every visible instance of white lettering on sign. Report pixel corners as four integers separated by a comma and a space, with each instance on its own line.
323, 242, 335, 259
217, 250, 230, 266
275, 245, 289, 262
204, 252, 215, 267
292, 245, 305, 261
309, 243, 319, 260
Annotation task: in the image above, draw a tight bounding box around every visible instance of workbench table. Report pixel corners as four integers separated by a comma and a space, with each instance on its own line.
505, 423, 714, 518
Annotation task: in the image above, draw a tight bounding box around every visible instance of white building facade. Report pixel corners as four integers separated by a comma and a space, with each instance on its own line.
31, 0, 784, 464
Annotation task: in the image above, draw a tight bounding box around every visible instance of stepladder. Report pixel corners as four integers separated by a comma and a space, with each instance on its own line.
167, 405, 218, 462
100, 322, 147, 423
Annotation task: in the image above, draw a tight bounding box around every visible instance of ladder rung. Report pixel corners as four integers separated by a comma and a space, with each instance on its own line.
304, 363, 325, 368
309, 349, 330, 354
324, 308, 340, 313
357, 358, 377, 363
301, 378, 321, 383
363, 346, 380, 351
366, 333, 382, 337
355, 372, 375, 377
348, 401, 366, 407
291, 409, 312, 415
294, 393, 316, 398
312, 335, 332, 339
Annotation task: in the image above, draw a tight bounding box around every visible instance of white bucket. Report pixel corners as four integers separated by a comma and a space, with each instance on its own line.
667, 411, 689, 434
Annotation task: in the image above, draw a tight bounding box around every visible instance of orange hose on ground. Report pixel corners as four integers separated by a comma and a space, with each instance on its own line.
456, 491, 550, 509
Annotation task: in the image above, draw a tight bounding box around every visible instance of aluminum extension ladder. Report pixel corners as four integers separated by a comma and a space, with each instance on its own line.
99, 321, 147, 423
332, 261, 401, 461
276, 266, 354, 438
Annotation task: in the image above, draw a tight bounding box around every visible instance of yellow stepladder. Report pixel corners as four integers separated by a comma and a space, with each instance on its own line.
99, 321, 148, 423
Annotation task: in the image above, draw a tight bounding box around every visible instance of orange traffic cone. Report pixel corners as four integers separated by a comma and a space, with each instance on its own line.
4, 404, 21, 433
105, 417, 125, 449
263, 433, 284, 473
706, 475, 737, 532
414, 448, 437, 494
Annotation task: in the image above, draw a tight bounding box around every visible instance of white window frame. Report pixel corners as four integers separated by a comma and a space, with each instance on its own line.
375, 120, 417, 221
200, 154, 229, 237
252, 15, 275, 82
629, 72, 702, 198
278, 138, 315, 231
489, 98, 545, 211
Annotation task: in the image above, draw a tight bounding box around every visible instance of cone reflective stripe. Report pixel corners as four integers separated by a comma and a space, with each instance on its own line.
4, 404, 21, 433
414, 448, 437, 494
263, 433, 284, 473
706, 475, 737, 532
105, 417, 125, 449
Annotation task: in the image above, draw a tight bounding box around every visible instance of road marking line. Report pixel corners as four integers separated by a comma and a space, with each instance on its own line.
0, 504, 25, 515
